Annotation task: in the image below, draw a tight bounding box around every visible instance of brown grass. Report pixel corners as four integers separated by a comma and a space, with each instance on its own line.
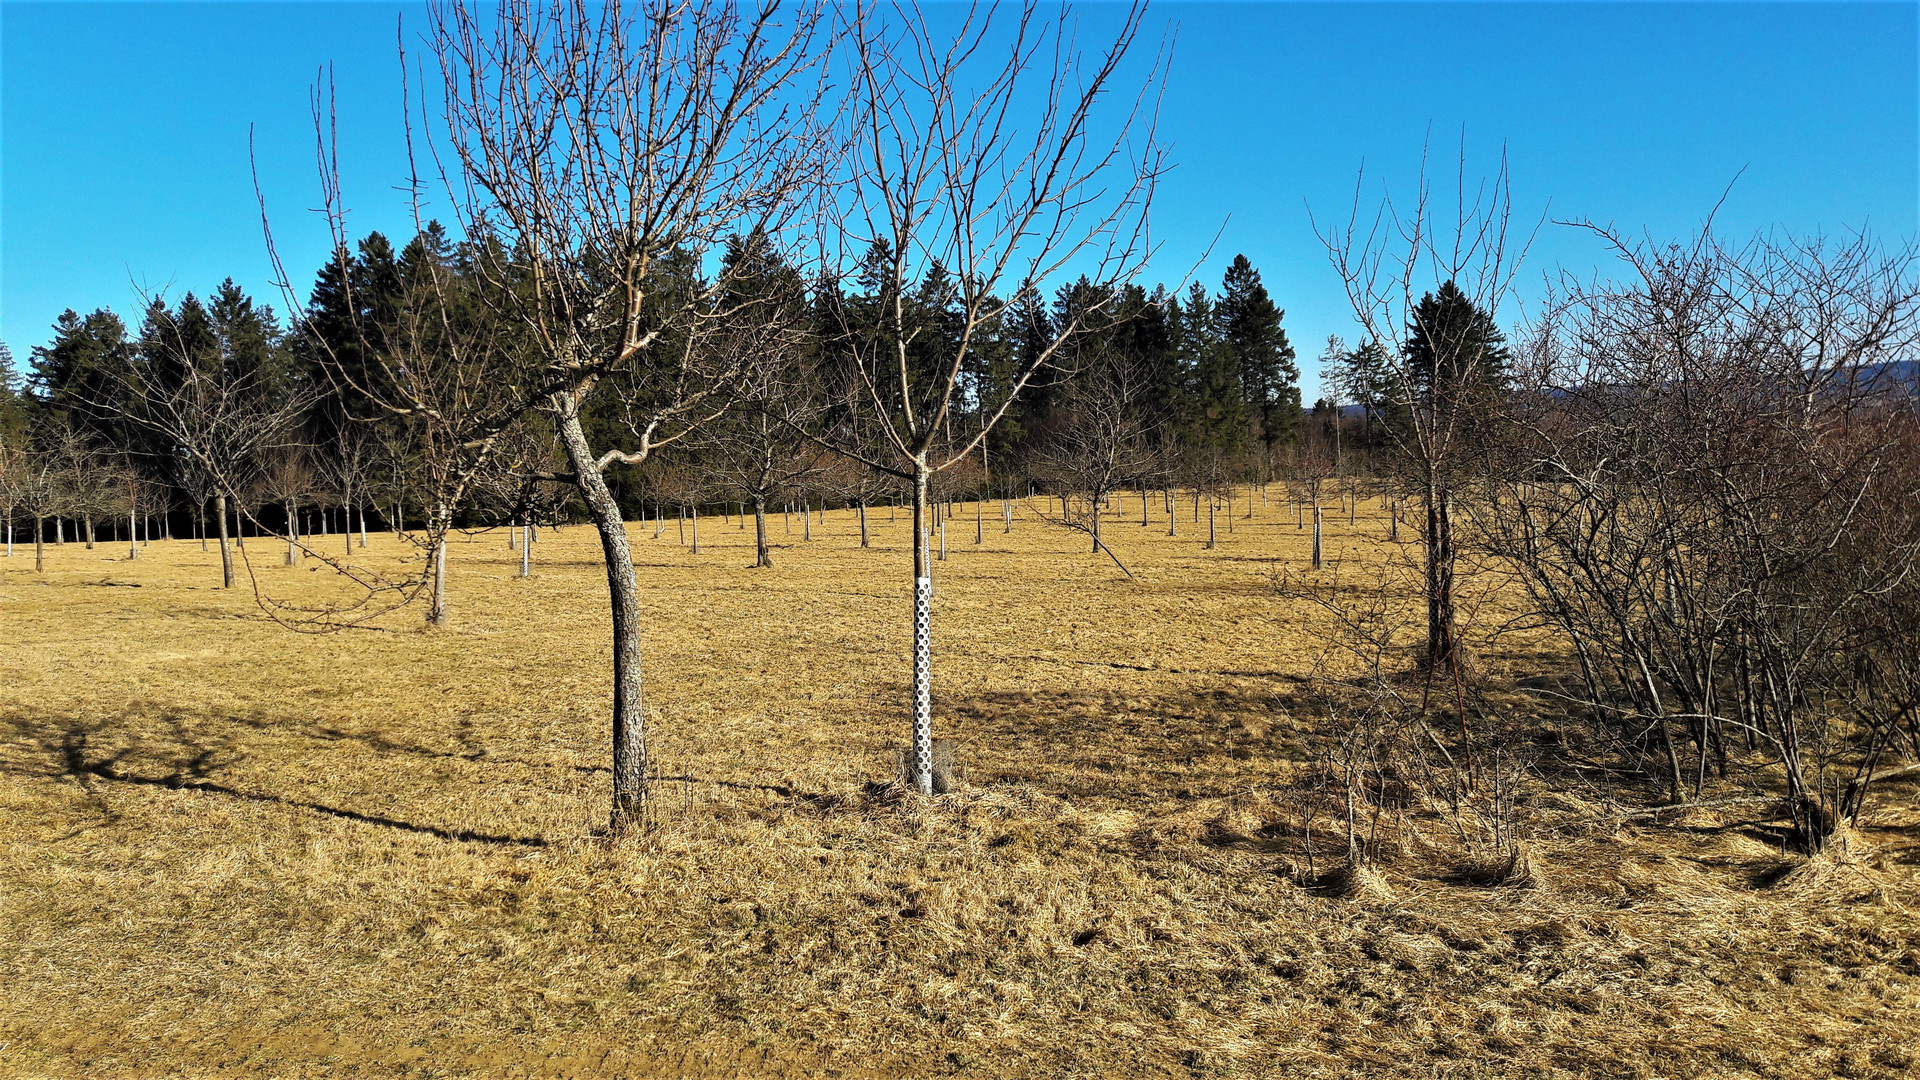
1, 497, 1915, 1078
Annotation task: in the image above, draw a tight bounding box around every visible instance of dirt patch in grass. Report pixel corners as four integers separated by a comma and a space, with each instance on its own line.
1, 502, 1915, 1078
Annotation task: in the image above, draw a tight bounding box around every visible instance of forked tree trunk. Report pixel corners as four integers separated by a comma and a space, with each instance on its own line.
753, 495, 772, 567
555, 404, 649, 829
215, 493, 234, 588
908, 462, 934, 796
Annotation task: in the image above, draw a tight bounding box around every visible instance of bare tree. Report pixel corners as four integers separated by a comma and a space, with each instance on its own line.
404, 0, 838, 828
1316, 145, 1535, 674
1495, 224, 1920, 846
1029, 347, 1156, 572
97, 296, 309, 588
10, 445, 62, 572
813, 1, 1164, 793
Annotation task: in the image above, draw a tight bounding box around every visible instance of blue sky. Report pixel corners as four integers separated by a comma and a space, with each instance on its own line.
3, 2, 1915, 401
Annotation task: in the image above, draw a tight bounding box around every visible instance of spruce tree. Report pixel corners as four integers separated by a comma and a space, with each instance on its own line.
1216, 254, 1299, 462
1404, 279, 1510, 409
1176, 281, 1245, 458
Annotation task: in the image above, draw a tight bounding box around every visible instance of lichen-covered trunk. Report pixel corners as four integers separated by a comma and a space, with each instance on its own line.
909, 462, 934, 795
428, 501, 449, 627
753, 495, 771, 567
215, 493, 234, 588
555, 404, 649, 829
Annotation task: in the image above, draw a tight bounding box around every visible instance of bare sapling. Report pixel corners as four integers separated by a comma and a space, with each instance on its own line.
807, 1, 1164, 794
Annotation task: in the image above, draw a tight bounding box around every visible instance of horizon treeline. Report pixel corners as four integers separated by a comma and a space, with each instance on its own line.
0, 231, 1445, 541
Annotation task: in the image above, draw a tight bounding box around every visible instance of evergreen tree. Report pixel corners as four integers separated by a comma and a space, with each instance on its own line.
1216, 254, 1299, 460
28, 308, 135, 449
1404, 279, 1510, 407
1175, 281, 1245, 459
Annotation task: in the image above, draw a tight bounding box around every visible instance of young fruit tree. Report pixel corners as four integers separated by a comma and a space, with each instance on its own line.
1315, 149, 1534, 676
419, 0, 837, 828
812, 1, 1165, 794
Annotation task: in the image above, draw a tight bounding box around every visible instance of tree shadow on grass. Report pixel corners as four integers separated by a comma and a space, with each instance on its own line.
0, 710, 547, 847
942, 684, 1322, 806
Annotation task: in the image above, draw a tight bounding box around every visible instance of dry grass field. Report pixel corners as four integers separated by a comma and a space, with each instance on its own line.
2, 496, 1916, 1079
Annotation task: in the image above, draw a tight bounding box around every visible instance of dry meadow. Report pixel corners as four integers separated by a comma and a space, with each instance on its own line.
2, 496, 1916, 1078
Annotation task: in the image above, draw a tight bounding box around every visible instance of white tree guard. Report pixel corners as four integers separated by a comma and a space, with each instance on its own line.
911, 575, 934, 794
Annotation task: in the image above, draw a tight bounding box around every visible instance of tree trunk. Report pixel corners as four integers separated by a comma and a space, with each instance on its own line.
1206, 495, 1216, 549
802, 501, 811, 541
198, 502, 208, 552
520, 523, 532, 577
554, 405, 649, 830
127, 506, 138, 560
975, 496, 983, 543
1092, 495, 1102, 554
429, 501, 449, 627
1312, 506, 1323, 569
1424, 485, 1456, 672
909, 462, 934, 796
753, 495, 772, 567
858, 499, 869, 548
34, 515, 44, 571
286, 499, 300, 566
691, 505, 700, 554
84, 513, 95, 549
216, 492, 234, 588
